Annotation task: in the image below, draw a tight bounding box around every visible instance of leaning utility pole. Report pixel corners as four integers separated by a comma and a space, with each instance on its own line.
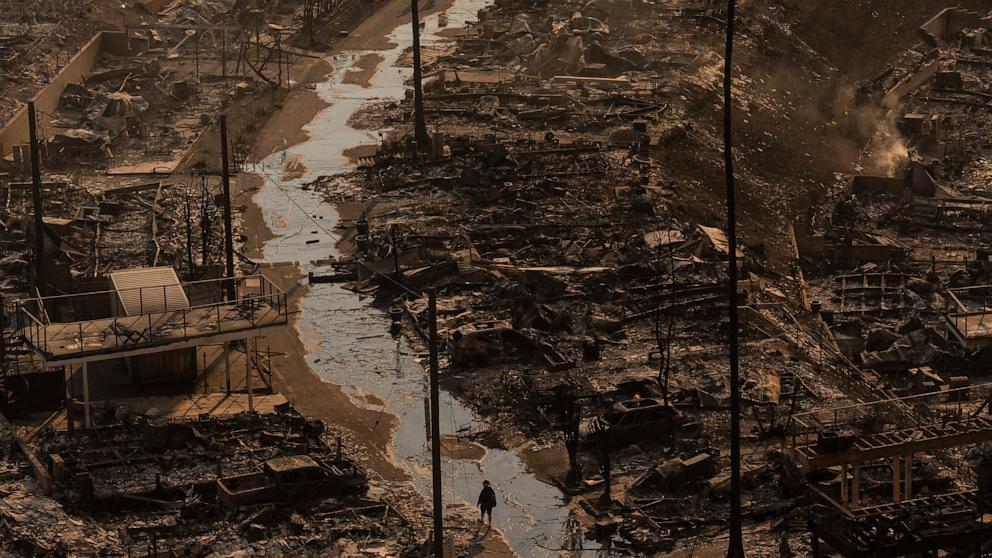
723, 0, 745, 556
219, 115, 236, 301
410, 0, 431, 149
27, 102, 46, 296
427, 288, 444, 557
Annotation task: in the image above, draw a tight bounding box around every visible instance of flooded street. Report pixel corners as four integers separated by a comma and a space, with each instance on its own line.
249, 1, 578, 555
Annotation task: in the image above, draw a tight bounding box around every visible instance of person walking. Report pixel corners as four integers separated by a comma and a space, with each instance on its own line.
477, 480, 497, 526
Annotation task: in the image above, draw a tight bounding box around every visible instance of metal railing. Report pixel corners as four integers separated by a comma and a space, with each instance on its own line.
16, 275, 288, 361
948, 310, 992, 342
791, 383, 992, 448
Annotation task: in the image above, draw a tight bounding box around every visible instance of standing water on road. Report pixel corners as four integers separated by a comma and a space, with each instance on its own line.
250, 1, 584, 555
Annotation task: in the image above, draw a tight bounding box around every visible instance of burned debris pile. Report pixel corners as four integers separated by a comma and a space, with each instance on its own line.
1, 404, 421, 556
292, 0, 992, 555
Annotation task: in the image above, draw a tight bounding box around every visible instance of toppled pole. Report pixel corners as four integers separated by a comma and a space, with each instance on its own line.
28, 102, 46, 296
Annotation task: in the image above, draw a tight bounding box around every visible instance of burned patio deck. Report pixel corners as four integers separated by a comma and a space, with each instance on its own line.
794, 416, 992, 472
791, 383, 992, 472
16, 275, 289, 365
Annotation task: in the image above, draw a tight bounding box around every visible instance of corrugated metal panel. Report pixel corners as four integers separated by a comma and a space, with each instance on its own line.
109, 267, 190, 316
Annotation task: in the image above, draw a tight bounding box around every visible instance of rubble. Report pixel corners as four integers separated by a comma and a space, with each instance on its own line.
0, 404, 420, 556
294, 0, 992, 554
9, 0, 992, 556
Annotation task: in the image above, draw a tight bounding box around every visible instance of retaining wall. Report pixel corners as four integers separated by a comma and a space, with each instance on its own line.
0, 31, 126, 159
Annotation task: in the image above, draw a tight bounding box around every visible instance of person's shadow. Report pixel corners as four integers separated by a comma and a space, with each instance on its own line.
465, 522, 496, 557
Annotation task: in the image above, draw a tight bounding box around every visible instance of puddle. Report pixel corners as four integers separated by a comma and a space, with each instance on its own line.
250, 1, 588, 555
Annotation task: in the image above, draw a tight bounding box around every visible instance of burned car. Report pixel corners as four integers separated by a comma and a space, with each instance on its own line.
579, 398, 683, 447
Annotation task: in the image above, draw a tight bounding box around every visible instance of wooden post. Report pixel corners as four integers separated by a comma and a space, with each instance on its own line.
841, 462, 849, 507
221, 30, 227, 78
194, 32, 200, 79
224, 341, 231, 395
410, 0, 430, 148
722, 1, 744, 553
246, 343, 253, 413
391, 224, 400, 278
64, 365, 73, 433
851, 462, 860, 509
893, 454, 902, 501
904, 453, 913, 499
81, 362, 91, 429
428, 289, 443, 558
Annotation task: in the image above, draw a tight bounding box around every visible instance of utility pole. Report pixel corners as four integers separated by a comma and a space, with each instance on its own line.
27, 102, 46, 296
0, 294, 6, 378
428, 288, 444, 557
410, 0, 430, 149
219, 115, 236, 301
391, 224, 400, 279
723, 0, 745, 556
221, 30, 227, 78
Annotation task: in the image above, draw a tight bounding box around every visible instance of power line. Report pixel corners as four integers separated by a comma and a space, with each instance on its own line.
251, 163, 420, 297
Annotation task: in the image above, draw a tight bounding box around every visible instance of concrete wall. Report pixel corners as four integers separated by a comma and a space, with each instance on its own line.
790, 222, 827, 260
882, 58, 940, 110
920, 7, 985, 45
0, 31, 112, 158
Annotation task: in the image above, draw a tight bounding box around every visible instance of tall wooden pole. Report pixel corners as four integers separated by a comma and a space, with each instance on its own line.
391, 224, 400, 278
28, 102, 46, 296
428, 288, 444, 557
410, 0, 430, 149
221, 30, 227, 78
723, 0, 745, 556
219, 115, 236, 301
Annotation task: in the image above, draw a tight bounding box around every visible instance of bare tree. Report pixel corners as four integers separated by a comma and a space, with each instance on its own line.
655, 218, 677, 405
180, 179, 196, 275
197, 174, 220, 268
594, 422, 612, 506
553, 383, 581, 485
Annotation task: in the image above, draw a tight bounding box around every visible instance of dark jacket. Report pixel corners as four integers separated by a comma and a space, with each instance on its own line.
478, 486, 497, 509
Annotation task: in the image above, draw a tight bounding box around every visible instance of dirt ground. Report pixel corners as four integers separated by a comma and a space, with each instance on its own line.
343, 53, 386, 87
